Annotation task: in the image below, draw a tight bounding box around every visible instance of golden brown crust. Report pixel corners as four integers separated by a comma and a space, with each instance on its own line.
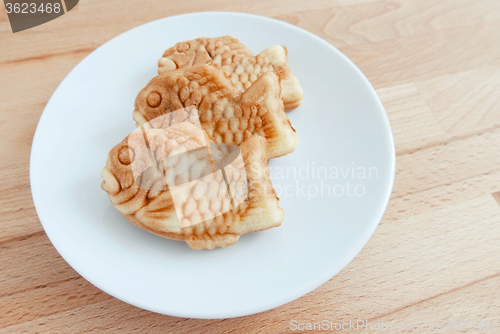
133, 64, 299, 159
158, 36, 304, 111
101, 135, 284, 250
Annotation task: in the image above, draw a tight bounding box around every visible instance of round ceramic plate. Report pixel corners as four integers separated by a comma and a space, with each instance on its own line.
30, 12, 395, 319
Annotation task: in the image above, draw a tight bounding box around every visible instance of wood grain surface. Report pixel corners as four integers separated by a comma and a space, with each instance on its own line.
1, 0, 499, 333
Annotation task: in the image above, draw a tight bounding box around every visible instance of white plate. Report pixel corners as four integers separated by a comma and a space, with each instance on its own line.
30, 12, 395, 319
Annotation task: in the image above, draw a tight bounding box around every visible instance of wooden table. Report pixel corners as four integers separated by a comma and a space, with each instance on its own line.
1, 0, 499, 332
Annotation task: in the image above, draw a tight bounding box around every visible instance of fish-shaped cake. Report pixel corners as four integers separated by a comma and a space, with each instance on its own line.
157, 36, 304, 111
101, 115, 283, 249
133, 64, 299, 159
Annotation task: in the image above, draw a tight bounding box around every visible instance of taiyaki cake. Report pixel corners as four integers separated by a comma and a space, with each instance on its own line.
157, 36, 304, 111
133, 64, 299, 159
101, 108, 284, 250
